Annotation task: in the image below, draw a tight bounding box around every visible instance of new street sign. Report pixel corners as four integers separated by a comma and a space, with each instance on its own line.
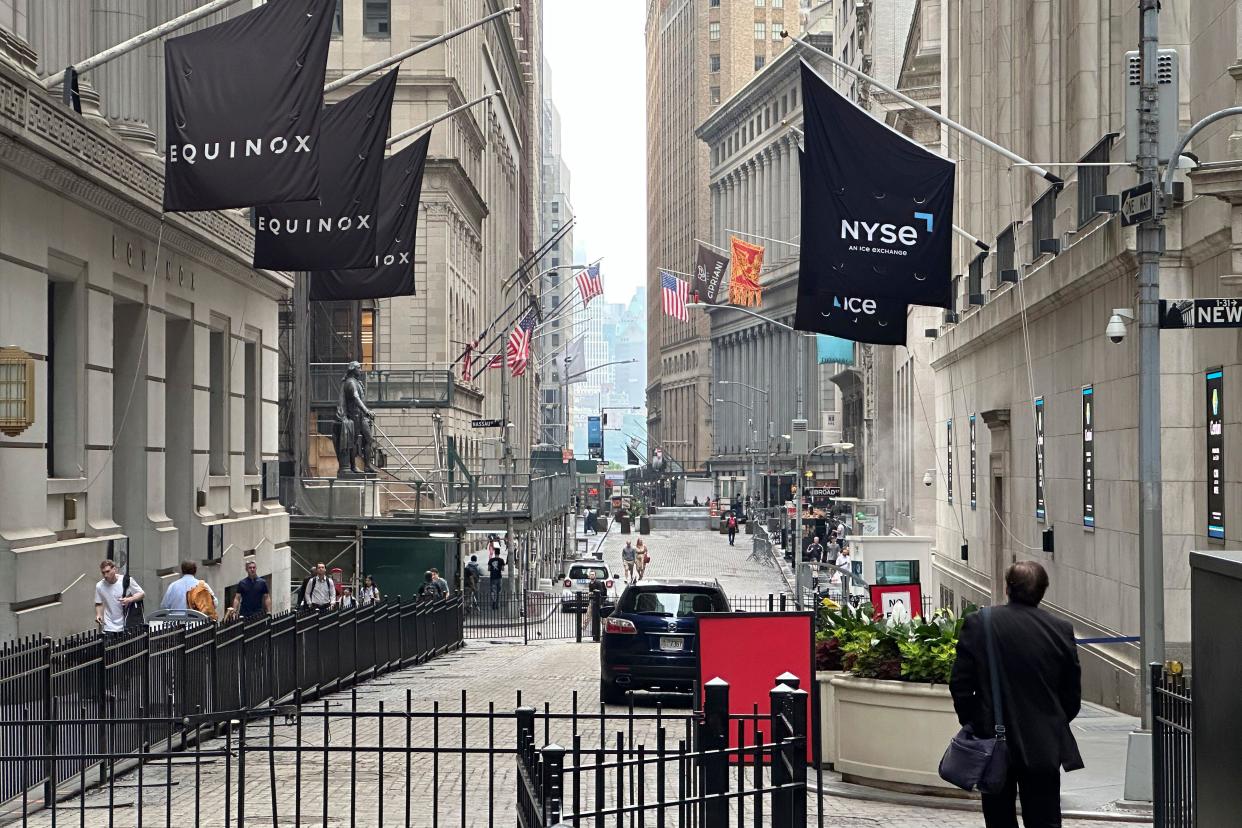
470, 418, 503, 428
1120, 181, 1155, 226
1160, 298, 1242, 329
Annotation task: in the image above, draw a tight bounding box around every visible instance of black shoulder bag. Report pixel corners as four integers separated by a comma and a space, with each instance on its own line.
938, 607, 1010, 794
121, 574, 146, 631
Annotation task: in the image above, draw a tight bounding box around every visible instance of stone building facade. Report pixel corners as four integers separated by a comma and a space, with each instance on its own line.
0, 12, 290, 638
645, 0, 805, 474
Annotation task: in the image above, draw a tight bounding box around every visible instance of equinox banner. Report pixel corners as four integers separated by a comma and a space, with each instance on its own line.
310, 134, 431, 301
163, 0, 334, 212
792, 149, 909, 345
254, 71, 398, 270
796, 61, 954, 310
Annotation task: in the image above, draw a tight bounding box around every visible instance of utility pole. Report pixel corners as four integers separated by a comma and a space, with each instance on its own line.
1136, 0, 1166, 729
500, 351, 516, 597
794, 330, 807, 607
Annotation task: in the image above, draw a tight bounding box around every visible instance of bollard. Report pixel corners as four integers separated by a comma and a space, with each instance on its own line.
769, 684, 796, 827
699, 677, 730, 826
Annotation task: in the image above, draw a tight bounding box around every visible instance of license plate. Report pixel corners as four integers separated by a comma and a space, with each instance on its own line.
659, 636, 684, 652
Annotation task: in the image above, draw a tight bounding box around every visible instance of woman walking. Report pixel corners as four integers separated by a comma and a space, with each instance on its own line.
359, 575, 381, 606
635, 538, 651, 580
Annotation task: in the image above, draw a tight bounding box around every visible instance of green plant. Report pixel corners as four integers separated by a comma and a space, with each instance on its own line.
814, 600, 972, 685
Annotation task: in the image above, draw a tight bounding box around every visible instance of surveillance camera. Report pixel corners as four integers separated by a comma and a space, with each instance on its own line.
922, 470, 934, 487
1105, 308, 1134, 344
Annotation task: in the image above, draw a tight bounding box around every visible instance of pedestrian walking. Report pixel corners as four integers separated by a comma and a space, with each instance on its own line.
833, 545, 852, 591
487, 549, 506, 609
338, 585, 358, 609
430, 568, 450, 596
463, 556, 482, 612
805, 536, 824, 564
949, 561, 1083, 827
725, 512, 739, 546
160, 560, 218, 620
299, 562, 337, 611
94, 559, 145, 634
226, 560, 271, 621
419, 571, 447, 600
635, 538, 650, 580
358, 574, 381, 606
621, 541, 638, 584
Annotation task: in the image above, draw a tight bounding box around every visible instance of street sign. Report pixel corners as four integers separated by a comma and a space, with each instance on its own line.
1120, 182, 1154, 226
470, 418, 503, 428
805, 486, 841, 498
1160, 298, 1242, 329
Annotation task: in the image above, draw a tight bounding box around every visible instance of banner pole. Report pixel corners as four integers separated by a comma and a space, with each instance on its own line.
782, 32, 1062, 185
325, 5, 519, 92
39, 0, 249, 90
386, 91, 501, 147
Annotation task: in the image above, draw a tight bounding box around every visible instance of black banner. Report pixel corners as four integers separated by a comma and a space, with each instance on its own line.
796, 61, 954, 310
693, 244, 728, 304
1035, 396, 1046, 522
163, 0, 334, 212
254, 70, 398, 270
792, 148, 909, 344
1207, 369, 1225, 539
626, 444, 642, 466
946, 419, 953, 505
310, 133, 431, 301
969, 414, 977, 510
1082, 386, 1094, 528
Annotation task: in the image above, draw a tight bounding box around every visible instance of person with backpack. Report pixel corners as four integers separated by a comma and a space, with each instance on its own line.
463, 556, 482, 612
299, 562, 337, 611
726, 512, 739, 546
419, 571, 447, 600
161, 560, 217, 621
95, 559, 145, 634
487, 550, 506, 609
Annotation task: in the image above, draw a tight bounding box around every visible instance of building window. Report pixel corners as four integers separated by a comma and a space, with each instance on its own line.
244, 340, 260, 475
773, 0, 783, 6
331, 0, 342, 36
364, 0, 389, 37
1077, 134, 1116, 228
552, 220, 559, 231
209, 326, 228, 475
756, 0, 765, 6
754, 22, 766, 39
772, 26, 783, 40
710, 0, 720, 5
709, 22, 720, 40
710, 86, 720, 105
754, 55, 765, 70
46, 280, 81, 475
551, 202, 559, 213
710, 54, 720, 72
0, 346, 35, 438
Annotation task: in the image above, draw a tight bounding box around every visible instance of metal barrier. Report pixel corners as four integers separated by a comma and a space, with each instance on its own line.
0, 595, 463, 807
463, 592, 589, 643
1152, 663, 1195, 828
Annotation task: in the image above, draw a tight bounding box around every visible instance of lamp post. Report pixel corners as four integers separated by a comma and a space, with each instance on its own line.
791, 442, 856, 605
720, 380, 771, 508
715, 397, 758, 508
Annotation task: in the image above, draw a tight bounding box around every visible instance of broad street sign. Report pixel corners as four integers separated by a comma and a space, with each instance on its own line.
470, 418, 503, 428
1160, 298, 1242, 329
805, 486, 841, 498
1120, 181, 1155, 226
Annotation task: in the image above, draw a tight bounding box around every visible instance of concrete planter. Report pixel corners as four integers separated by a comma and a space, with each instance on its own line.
815, 672, 848, 768
829, 675, 965, 794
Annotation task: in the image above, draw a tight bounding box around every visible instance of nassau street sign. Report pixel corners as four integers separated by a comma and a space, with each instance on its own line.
470, 418, 503, 428
1159, 298, 1242, 329
1120, 181, 1155, 227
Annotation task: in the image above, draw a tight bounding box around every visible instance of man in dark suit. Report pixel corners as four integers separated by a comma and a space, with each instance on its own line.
950, 561, 1083, 827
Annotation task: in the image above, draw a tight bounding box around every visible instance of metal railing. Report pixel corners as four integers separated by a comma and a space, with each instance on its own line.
1152, 663, 1195, 828
0, 596, 463, 807
308, 365, 453, 408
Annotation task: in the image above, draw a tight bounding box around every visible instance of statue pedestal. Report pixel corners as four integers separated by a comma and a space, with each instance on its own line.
336, 470, 379, 480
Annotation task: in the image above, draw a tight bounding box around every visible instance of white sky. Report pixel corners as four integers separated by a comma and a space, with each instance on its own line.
543, 1, 646, 306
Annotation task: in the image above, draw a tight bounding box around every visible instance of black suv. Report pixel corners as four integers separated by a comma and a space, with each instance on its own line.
598, 578, 730, 704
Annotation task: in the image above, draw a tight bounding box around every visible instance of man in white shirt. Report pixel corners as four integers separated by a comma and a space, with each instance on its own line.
299, 562, 337, 610
161, 560, 216, 612
95, 559, 144, 633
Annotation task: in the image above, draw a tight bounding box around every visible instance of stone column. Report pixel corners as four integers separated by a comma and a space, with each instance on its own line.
28, 0, 109, 124
91, 0, 158, 156
761, 149, 772, 238
777, 139, 790, 241
790, 145, 801, 238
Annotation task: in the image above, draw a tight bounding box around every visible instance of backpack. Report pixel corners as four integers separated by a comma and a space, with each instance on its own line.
187, 580, 217, 621
420, 581, 443, 599
727, 515, 737, 529
121, 575, 145, 630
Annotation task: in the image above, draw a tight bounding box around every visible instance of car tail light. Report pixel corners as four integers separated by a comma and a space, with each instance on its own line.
564, 579, 573, 588
605, 579, 614, 588
604, 617, 636, 635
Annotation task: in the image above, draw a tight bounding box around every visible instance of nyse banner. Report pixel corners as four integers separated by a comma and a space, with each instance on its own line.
1083, 386, 1095, 528
310, 134, 430, 300
969, 414, 977, 510
797, 61, 954, 310
946, 419, 953, 505
1207, 369, 1225, 539
254, 70, 398, 270
163, 0, 334, 211
1035, 396, 1046, 522
587, 416, 603, 460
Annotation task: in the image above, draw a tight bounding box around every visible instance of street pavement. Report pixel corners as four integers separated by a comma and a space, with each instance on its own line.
25, 526, 1147, 827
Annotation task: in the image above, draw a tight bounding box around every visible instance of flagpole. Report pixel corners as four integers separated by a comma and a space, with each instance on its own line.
784, 32, 1061, 185
724, 228, 801, 250
38, 0, 249, 90
693, 238, 728, 253
326, 5, 520, 92
386, 91, 500, 147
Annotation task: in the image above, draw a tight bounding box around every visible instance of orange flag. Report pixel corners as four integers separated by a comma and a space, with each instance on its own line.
728, 236, 764, 306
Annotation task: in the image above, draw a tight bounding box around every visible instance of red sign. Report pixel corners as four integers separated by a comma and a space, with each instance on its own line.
587, 487, 599, 496
869, 584, 924, 621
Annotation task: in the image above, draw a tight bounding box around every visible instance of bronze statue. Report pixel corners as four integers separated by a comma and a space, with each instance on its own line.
334, 361, 376, 476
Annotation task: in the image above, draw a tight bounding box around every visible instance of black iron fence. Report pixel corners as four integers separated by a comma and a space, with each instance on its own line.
0, 596, 463, 808
1152, 663, 1194, 828
463, 592, 589, 643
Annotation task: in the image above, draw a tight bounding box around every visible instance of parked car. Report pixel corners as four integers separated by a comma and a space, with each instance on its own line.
599, 578, 730, 705
560, 561, 620, 612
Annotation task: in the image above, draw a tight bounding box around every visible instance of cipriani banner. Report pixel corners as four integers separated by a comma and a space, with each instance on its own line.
309, 133, 431, 301
795, 61, 954, 311
792, 150, 909, 345
254, 70, 399, 270
162, 0, 334, 212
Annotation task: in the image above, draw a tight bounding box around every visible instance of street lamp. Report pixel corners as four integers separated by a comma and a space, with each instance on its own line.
720, 380, 772, 507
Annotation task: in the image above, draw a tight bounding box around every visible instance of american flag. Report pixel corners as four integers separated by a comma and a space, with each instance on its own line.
661, 270, 689, 322
485, 353, 503, 370
575, 263, 603, 307
506, 310, 537, 376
